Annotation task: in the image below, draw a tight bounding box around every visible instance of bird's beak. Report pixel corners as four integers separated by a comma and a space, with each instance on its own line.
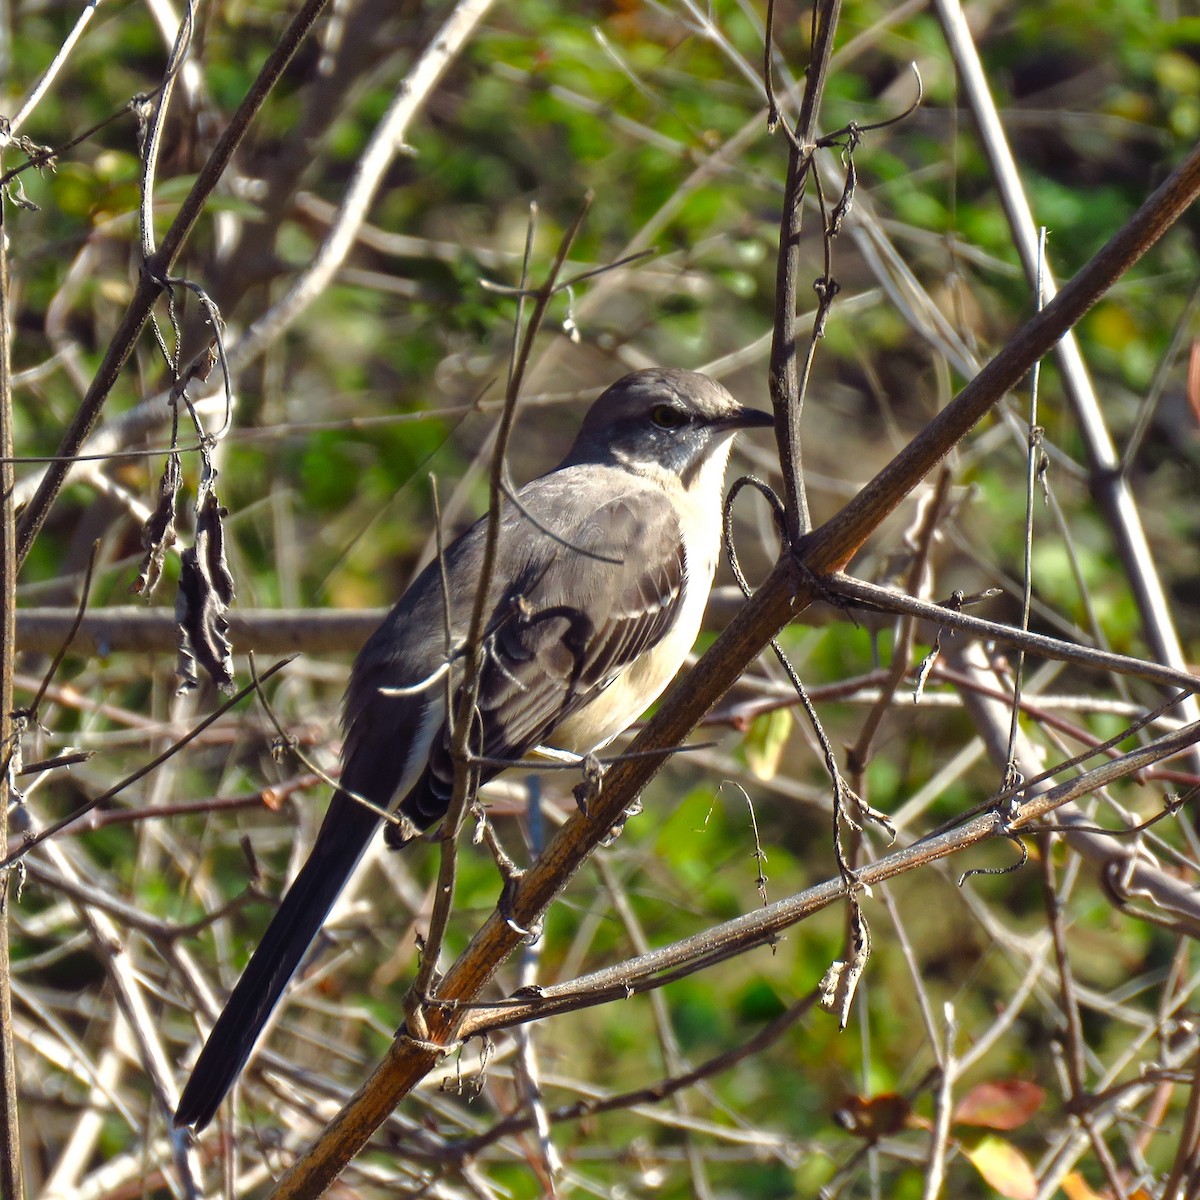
717, 406, 774, 433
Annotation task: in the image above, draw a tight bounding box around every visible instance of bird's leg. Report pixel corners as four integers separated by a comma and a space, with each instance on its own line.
473, 803, 542, 941
474, 800, 524, 886
528, 743, 584, 767
571, 752, 641, 845
527, 742, 609, 817
383, 809, 423, 850
571, 751, 607, 817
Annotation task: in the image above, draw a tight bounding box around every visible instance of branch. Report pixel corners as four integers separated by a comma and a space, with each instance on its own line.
14, 0, 333, 567
265, 133, 1200, 1200
428, 713, 1200, 1036
932, 0, 1200, 769
767, 0, 842, 541
0, 129, 25, 1200
828, 574, 1200, 696
14, 605, 389, 656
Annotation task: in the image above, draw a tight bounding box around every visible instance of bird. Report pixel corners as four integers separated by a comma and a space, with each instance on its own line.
174, 367, 772, 1130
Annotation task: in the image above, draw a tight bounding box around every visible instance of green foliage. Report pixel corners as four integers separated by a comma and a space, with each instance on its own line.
4, 0, 1199, 1196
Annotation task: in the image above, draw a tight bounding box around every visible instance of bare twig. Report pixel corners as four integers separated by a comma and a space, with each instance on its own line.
766, 0, 843, 541
450, 991, 819, 1162
829, 574, 1200, 697
1042, 836, 1130, 1199
0, 127, 25, 1200
265, 130, 1200, 1200
408, 714, 1200, 1048
932, 0, 1200, 768
922, 1003, 956, 1200
6, 0, 104, 136
15, 0, 334, 567
1, 658, 292, 867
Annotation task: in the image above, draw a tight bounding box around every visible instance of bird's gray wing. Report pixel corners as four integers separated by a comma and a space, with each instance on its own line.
380, 472, 687, 839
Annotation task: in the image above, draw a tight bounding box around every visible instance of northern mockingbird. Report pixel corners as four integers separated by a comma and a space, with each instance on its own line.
174, 367, 771, 1129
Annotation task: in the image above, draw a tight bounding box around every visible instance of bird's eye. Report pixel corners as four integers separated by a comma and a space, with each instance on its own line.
650, 404, 688, 430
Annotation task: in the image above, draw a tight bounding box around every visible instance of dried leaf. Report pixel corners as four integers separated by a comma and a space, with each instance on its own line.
819, 897, 870, 1028
1188, 339, 1200, 426
962, 1135, 1037, 1200
954, 1080, 1044, 1130
175, 491, 235, 693
913, 643, 937, 701
130, 452, 181, 597
744, 708, 791, 781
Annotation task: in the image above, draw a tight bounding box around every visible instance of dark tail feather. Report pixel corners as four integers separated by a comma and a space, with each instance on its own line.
174, 796, 378, 1130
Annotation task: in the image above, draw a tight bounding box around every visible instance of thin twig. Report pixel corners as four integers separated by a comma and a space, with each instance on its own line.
1041, 835, 1130, 1199
0, 125, 25, 1200
766, 0, 843, 541
1, 658, 292, 867
1005, 228, 1048, 782
138, 0, 194, 261
830, 574, 1200, 697
6, 0, 104, 135
25, 541, 100, 722
15, 0, 335, 567
922, 1004, 956, 1200
845, 470, 951, 786
931, 0, 1200, 769
452, 991, 819, 1161
265, 131, 1200, 1199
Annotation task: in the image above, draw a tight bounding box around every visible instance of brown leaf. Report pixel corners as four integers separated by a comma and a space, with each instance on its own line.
130, 452, 181, 597
954, 1079, 1044, 1130
175, 490, 236, 693
1188, 339, 1200, 425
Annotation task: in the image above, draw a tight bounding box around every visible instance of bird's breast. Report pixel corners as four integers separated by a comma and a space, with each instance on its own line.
552, 506, 719, 755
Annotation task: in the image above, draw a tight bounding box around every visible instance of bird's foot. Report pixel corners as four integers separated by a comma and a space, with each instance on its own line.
498, 875, 542, 943
572, 752, 607, 816
384, 811, 422, 850
476, 809, 525, 886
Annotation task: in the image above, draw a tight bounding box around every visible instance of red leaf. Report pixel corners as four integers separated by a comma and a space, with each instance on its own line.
954, 1080, 1044, 1130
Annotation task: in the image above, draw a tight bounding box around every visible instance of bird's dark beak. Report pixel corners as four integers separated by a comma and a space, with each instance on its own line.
718, 406, 774, 432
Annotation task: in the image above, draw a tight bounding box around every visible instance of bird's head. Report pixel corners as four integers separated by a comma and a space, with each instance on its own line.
566, 368, 773, 487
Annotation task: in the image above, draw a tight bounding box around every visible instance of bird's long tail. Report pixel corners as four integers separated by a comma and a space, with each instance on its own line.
173, 795, 378, 1130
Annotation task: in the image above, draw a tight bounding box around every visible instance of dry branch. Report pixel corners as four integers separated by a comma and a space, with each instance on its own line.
266, 52, 1200, 1200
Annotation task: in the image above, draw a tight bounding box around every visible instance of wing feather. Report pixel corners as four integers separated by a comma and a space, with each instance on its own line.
349, 469, 686, 841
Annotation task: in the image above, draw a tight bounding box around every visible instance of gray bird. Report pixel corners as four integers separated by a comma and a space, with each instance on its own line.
175, 367, 771, 1129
